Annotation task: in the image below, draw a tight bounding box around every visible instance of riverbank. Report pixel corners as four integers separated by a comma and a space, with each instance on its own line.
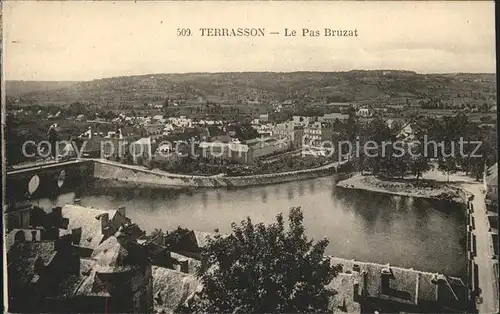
337, 174, 466, 203
92, 159, 350, 189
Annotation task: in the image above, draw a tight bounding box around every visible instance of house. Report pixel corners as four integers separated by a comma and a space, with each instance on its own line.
229, 142, 251, 164
292, 126, 305, 150
318, 113, 349, 123
200, 137, 287, 165
102, 136, 131, 161
272, 121, 295, 139
304, 122, 334, 148
246, 137, 290, 162
251, 118, 261, 126
396, 123, 417, 141
6, 233, 81, 313
293, 116, 312, 126
386, 119, 395, 130
259, 114, 269, 122
74, 229, 153, 313
152, 266, 202, 313
484, 163, 498, 201
272, 103, 283, 113
143, 124, 165, 139
155, 142, 173, 156
130, 137, 153, 164
327, 257, 469, 313
255, 124, 273, 138
396, 122, 420, 149
202, 125, 231, 142
174, 230, 217, 259
5, 204, 68, 234
59, 204, 139, 257
6, 209, 157, 314
4, 202, 34, 231
356, 108, 371, 118
199, 141, 231, 162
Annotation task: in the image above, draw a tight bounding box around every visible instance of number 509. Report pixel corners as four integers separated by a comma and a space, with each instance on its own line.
177, 28, 192, 36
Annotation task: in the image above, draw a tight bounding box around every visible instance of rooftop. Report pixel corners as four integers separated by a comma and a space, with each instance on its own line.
152, 266, 202, 314
7, 241, 57, 293
91, 231, 148, 273
60, 204, 120, 250
486, 163, 498, 187
329, 256, 466, 307
5, 229, 42, 252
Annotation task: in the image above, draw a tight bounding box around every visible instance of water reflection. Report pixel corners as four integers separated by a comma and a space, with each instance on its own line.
201, 191, 208, 208
274, 186, 280, 198
39, 176, 466, 277
308, 180, 315, 194
287, 186, 294, 200
261, 189, 268, 204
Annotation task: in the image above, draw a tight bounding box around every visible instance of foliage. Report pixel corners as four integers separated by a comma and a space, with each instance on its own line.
165, 226, 192, 249
235, 124, 259, 141
350, 112, 495, 181
182, 207, 339, 314
150, 227, 192, 250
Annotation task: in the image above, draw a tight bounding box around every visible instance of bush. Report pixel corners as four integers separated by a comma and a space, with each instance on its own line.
182, 207, 340, 313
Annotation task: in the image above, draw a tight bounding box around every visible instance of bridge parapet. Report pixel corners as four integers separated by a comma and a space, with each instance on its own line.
6, 159, 94, 201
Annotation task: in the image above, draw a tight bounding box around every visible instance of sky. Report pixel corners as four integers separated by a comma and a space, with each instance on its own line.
3, 1, 496, 81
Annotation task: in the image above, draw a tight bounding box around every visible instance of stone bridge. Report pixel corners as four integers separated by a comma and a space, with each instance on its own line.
6, 159, 94, 201
6, 158, 350, 200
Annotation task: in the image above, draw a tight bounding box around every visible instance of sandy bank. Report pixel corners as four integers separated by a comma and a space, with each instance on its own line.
337, 174, 466, 203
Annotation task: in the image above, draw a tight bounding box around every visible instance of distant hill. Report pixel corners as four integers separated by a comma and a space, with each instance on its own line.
5, 71, 496, 106
6, 81, 80, 98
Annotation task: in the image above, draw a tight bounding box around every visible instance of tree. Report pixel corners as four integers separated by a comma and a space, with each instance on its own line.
408, 150, 432, 180
164, 226, 191, 249
438, 157, 458, 182
346, 105, 358, 143
47, 125, 59, 157
360, 117, 393, 176
183, 207, 340, 314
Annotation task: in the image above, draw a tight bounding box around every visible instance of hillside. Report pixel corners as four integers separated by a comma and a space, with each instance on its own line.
5, 71, 496, 106
6, 81, 80, 98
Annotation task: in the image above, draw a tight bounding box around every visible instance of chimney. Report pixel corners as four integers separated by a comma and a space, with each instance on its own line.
55, 234, 71, 252
118, 206, 126, 217
31, 230, 38, 241
159, 232, 166, 247
100, 213, 110, 236
71, 227, 82, 245
180, 260, 189, 273
52, 206, 62, 226
14, 230, 26, 242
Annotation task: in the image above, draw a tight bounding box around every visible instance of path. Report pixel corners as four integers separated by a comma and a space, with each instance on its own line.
424, 169, 498, 313
460, 183, 498, 314
90, 158, 348, 179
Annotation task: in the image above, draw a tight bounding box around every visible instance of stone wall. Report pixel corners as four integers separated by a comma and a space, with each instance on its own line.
93, 159, 348, 189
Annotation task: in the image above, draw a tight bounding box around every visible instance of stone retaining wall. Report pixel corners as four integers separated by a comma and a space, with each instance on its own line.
93, 159, 349, 189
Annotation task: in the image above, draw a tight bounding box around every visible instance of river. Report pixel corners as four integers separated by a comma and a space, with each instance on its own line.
37, 175, 466, 277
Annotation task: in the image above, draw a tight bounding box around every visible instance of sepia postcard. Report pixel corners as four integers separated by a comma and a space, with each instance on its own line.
1, 1, 498, 313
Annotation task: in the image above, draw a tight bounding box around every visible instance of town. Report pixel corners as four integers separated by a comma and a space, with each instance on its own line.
4, 70, 498, 314
3, 1, 498, 313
